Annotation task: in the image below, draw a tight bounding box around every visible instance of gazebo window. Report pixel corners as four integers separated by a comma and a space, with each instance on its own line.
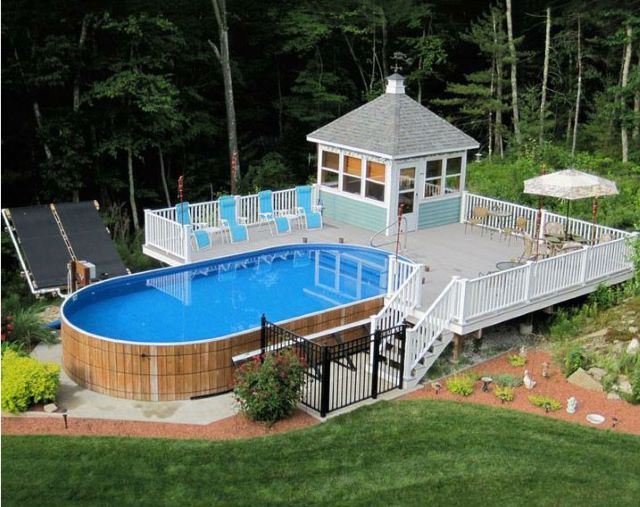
444, 157, 462, 194
343, 155, 362, 194
424, 160, 443, 197
320, 151, 340, 188
365, 161, 385, 201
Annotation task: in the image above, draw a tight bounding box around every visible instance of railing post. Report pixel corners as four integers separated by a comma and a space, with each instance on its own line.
260, 314, 267, 359
580, 246, 589, 286
540, 210, 547, 239
320, 346, 331, 417
398, 324, 406, 390
524, 261, 534, 302
453, 276, 465, 325
387, 255, 397, 296
371, 329, 381, 399
183, 225, 192, 263
459, 191, 468, 224
143, 210, 150, 246
413, 265, 423, 309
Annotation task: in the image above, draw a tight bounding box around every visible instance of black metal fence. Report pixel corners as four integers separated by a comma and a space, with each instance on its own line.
261, 315, 406, 417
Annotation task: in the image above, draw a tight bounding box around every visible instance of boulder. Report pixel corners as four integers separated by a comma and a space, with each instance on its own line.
43, 403, 58, 413
607, 392, 621, 400
627, 338, 639, 355
587, 367, 607, 382
616, 375, 633, 395
567, 367, 604, 392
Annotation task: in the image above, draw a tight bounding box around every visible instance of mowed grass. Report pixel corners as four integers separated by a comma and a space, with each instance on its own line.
3, 400, 640, 507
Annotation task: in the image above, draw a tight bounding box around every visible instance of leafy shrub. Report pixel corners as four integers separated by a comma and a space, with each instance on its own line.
1, 350, 60, 413
562, 344, 590, 377
2, 308, 56, 349
631, 365, 640, 405
495, 386, 515, 403
508, 354, 526, 367
445, 376, 475, 396
1, 341, 27, 357
588, 284, 618, 310
493, 373, 523, 388
528, 395, 562, 412
233, 348, 306, 425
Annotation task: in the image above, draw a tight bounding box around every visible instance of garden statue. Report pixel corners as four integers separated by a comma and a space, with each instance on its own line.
566, 397, 577, 414
519, 345, 527, 359
542, 362, 550, 379
523, 370, 536, 389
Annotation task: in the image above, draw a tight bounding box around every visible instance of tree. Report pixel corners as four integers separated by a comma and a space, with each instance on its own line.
621, 23, 633, 162
505, 0, 521, 146
572, 15, 582, 157
91, 13, 183, 231
539, 6, 551, 146
209, 0, 241, 193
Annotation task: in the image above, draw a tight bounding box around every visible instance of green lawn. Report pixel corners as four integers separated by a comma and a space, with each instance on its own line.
2, 400, 639, 506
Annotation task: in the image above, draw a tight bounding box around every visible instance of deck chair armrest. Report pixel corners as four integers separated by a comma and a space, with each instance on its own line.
296, 206, 307, 216
312, 204, 323, 213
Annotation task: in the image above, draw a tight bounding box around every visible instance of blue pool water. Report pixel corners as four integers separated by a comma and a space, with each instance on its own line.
62, 244, 392, 344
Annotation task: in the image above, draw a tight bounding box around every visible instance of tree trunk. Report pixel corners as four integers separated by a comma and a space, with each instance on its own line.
343, 32, 369, 94
127, 145, 140, 232
572, 16, 582, 157
539, 7, 551, 146
633, 87, 639, 141
492, 9, 504, 158
488, 50, 495, 160
505, 0, 521, 146
621, 24, 632, 163
381, 9, 389, 77
159, 146, 171, 207
73, 15, 90, 113
209, 0, 240, 192
32, 101, 53, 161
275, 59, 284, 140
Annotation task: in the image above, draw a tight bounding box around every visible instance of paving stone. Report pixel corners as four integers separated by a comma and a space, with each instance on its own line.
43, 403, 58, 413
567, 367, 604, 392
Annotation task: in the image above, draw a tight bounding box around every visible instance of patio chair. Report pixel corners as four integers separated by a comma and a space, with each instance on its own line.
503, 215, 528, 245
465, 206, 489, 236
518, 233, 547, 262
175, 202, 212, 252
295, 186, 323, 230
258, 190, 291, 236
544, 221, 564, 239
219, 196, 249, 243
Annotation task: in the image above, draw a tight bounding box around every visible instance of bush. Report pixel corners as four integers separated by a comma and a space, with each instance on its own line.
1, 350, 60, 413
233, 348, 306, 425
445, 376, 475, 396
508, 354, 526, 367
2, 308, 56, 349
528, 395, 562, 412
631, 365, 640, 405
495, 386, 515, 403
493, 373, 523, 388
562, 344, 590, 377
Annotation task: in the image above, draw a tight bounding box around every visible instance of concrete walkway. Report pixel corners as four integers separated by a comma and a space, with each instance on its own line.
29, 343, 240, 426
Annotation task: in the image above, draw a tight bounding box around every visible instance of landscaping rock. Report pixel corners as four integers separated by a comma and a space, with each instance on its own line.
627, 338, 639, 355
587, 367, 608, 382
629, 326, 638, 335
567, 368, 604, 392
607, 392, 621, 400
43, 403, 58, 413
616, 375, 632, 395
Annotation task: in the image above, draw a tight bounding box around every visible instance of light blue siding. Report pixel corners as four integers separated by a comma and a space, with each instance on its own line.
319, 191, 387, 232
418, 196, 461, 229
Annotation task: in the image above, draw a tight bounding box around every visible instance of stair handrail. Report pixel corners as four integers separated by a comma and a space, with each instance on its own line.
369, 216, 408, 250
405, 278, 460, 378
371, 260, 422, 333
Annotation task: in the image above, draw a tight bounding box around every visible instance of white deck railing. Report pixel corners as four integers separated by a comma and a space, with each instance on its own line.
144, 186, 317, 263
371, 257, 423, 333
463, 192, 628, 242
404, 278, 460, 377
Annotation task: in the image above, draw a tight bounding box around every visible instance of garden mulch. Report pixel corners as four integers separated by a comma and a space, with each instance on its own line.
402, 349, 640, 435
1, 409, 318, 441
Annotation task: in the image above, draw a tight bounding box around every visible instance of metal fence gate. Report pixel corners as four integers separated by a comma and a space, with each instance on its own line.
261, 316, 406, 417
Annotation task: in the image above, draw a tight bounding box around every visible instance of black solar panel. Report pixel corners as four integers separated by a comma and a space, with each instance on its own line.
9, 205, 71, 289
55, 202, 128, 279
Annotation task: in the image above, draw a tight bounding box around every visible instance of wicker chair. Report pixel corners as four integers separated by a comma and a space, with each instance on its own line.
465, 206, 490, 236
519, 233, 547, 261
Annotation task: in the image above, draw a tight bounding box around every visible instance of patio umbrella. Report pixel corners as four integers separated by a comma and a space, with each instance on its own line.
524, 168, 618, 239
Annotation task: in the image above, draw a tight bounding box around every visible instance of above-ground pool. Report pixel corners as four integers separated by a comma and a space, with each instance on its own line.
61, 244, 394, 400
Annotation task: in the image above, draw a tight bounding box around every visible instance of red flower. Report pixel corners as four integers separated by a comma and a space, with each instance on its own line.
1, 332, 6, 342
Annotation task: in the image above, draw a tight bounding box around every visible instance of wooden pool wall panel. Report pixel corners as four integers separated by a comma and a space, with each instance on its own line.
62, 297, 383, 401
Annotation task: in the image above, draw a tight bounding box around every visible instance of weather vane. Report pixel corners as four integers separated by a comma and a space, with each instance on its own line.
391, 51, 406, 73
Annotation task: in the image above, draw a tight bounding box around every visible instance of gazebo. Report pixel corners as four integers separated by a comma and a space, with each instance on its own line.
307, 74, 479, 234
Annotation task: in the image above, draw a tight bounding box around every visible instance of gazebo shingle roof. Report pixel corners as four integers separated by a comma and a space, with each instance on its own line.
307, 89, 479, 158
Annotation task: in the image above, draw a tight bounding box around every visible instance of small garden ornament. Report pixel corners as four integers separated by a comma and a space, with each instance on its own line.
431, 382, 442, 395
566, 397, 577, 414
542, 362, 550, 379
523, 370, 536, 389
519, 345, 527, 359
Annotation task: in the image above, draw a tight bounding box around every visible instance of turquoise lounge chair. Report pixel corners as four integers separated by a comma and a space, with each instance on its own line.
295, 186, 322, 230
219, 196, 249, 243
258, 190, 291, 236
175, 202, 212, 251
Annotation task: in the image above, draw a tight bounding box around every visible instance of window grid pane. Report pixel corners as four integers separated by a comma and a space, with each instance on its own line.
345, 156, 362, 176
366, 161, 385, 182
322, 151, 339, 170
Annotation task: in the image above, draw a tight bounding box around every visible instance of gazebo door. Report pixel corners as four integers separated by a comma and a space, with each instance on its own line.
398, 166, 418, 231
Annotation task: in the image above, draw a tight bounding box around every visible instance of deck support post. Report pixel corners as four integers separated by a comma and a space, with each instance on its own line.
452, 333, 464, 362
